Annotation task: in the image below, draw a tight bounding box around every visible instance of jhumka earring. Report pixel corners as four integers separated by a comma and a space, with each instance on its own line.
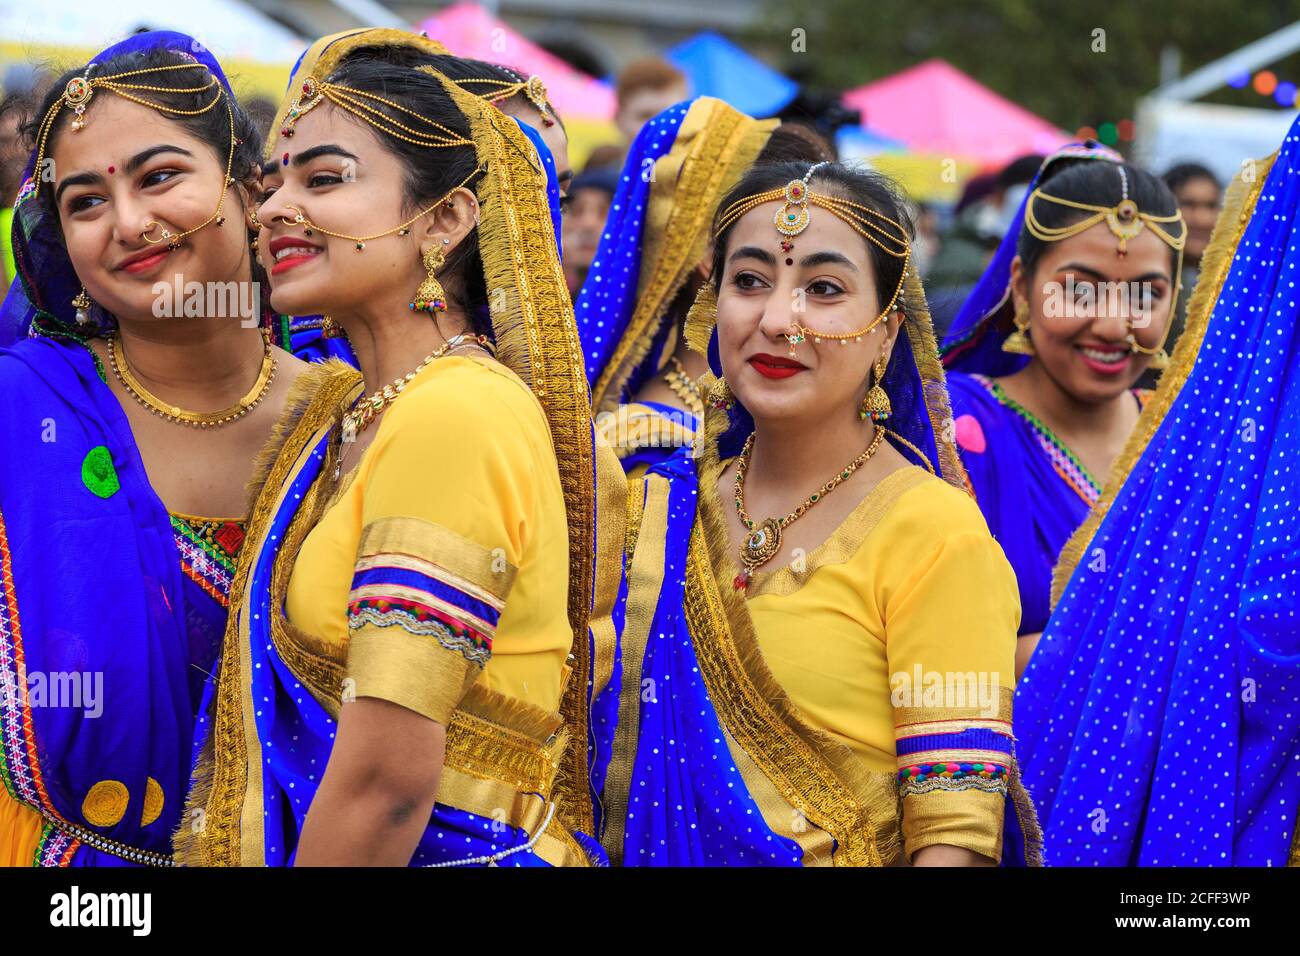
410, 246, 448, 314
706, 377, 735, 411
1002, 301, 1035, 355
860, 349, 892, 422
71, 287, 92, 327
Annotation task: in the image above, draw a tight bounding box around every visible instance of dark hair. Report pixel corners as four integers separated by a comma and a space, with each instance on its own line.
1163, 161, 1220, 195
23, 47, 264, 230
429, 54, 566, 132
1018, 160, 1181, 276
997, 153, 1046, 192
710, 161, 914, 313
755, 123, 835, 165
325, 47, 490, 332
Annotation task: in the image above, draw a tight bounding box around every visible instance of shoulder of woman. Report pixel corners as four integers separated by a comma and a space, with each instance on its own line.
383, 355, 549, 444
884, 469, 995, 543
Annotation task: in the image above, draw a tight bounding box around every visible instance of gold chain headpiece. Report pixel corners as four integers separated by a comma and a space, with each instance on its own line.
714, 161, 911, 351
1024, 164, 1187, 360
278, 74, 475, 148
35, 59, 237, 251
454, 74, 556, 126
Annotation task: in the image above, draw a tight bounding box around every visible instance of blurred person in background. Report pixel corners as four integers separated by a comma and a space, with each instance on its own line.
614, 58, 687, 149
1141, 162, 1222, 389
0, 91, 37, 300
562, 166, 616, 294
928, 155, 1043, 336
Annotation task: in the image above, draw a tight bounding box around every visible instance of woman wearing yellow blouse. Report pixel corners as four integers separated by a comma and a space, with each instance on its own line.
594, 160, 1040, 866
182, 30, 601, 866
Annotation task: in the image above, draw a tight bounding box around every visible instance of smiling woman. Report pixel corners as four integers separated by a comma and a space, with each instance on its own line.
0, 31, 314, 868
593, 160, 1039, 867
939, 146, 1185, 672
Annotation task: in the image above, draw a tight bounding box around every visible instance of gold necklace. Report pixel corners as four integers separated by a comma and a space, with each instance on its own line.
662, 355, 705, 417
336, 333, 493, 477
732, 426, 885, 592
107, 331, 276, 428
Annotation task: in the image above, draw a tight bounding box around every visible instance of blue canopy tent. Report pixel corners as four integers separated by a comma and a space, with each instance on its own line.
665, 31, 799, 117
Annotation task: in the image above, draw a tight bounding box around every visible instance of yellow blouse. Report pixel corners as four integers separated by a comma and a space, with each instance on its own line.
732, 465, 1020, 861
285, 354, 572, 724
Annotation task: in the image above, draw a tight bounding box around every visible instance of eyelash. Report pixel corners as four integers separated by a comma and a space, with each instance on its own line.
732, 272, 844, 296
261, 171, 343, 201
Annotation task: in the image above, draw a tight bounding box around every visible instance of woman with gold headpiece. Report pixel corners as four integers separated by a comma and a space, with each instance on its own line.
289, 49, 574, 363
1017, 130, 1300, 866
574, 98, 827, 475
0, 31, 310, 867
181, 29, 602, 867
940, 146, 1186, 676
593, 159, 1038, 866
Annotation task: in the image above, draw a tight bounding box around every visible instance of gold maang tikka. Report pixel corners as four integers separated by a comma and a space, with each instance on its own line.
1024, 165, 1186, 369
34, 59, 238, 255
715, 162, 911, 357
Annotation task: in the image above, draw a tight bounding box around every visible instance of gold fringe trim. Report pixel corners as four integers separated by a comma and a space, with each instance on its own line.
177, 361, 360, 866
418, 67, 597, 836
901, 269, 968, 491
591, 99, 776, 414
1050, 151, 1277, 606
263, 28, 450, 161
684, 427, 903, 866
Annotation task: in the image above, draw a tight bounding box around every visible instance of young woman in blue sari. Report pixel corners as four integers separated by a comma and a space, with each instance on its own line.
0, 31, 307, 866
1017, 124, 1300, 866
940, 144, 1185, 676
593, 160, 1039, 866
182, 30, 605, 867
575, 98, 827, 475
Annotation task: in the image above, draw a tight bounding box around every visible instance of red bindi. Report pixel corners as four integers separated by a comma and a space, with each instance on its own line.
107, 165, 115, 174
282, 152, 289, 166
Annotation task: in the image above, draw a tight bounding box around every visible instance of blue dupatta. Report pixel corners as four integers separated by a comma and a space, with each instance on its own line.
1016, 125, 1300, 866
0, 30, 256, 867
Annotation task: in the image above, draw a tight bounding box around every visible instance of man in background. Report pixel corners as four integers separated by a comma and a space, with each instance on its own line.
614, 59, 688, 149
562, 166, 617, 294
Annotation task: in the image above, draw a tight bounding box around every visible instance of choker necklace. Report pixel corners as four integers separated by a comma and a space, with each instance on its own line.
108, 331, 276, 428
732, 425, 885, 593
336, 332, 494, 478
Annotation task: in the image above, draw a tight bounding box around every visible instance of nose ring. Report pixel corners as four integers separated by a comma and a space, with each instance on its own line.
140, 220, 173, 244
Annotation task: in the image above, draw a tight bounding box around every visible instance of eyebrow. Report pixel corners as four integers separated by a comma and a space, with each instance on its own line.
800, 250, 858, 271
1059, 262, 1170, 282
729, 245, 775, 266
557, 169, 574, 187
291, 144, 359, 167
55, 144, 194, 203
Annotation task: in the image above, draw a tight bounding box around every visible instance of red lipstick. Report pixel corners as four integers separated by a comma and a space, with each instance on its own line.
748, 353, 807, 379
269, 236, 323, 276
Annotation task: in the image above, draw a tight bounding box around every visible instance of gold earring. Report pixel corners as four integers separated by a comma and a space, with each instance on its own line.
706, 377, 734, 411
72, 287, 92, 326
1002, 301, 1035, 355
1147, 348, 1170, 370
861, 349, 892, 422
411, 246, 448, 314
321, 316, 345, 339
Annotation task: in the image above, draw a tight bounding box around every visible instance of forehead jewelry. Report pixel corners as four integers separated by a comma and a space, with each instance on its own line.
715, 163, 912, 355
276, 165, 483, 250
454, 74, 556, 126
278, 74, 474, 147
36, 59, 237, 253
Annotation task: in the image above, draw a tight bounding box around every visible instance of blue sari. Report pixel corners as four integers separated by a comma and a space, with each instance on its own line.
182, 38, 605, 866
940, 142, 1124, 635
0, 31, 259, 866
1016, 125, 1300, 865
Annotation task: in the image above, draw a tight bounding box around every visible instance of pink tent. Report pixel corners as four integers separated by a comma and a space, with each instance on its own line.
843, 59, 1070, 166
417, 2, 614, 121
